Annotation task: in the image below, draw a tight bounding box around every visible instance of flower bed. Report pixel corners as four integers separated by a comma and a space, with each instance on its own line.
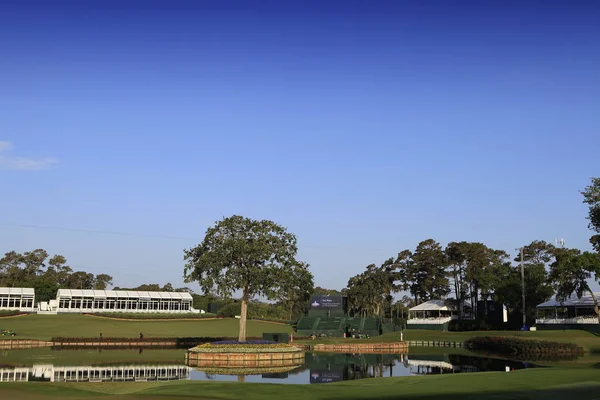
465, 336, 585, 360
189, 340, 303, 353
187, 340, 305, 368
194, 366, 301, 375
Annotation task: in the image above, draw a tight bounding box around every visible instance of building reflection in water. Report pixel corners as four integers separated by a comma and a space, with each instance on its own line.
0, 365, 191, 383
308, 353, 405, 384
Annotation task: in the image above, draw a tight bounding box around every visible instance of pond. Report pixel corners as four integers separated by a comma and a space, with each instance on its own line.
0, 348, 536, 384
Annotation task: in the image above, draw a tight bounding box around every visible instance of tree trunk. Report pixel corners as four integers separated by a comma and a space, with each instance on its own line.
238, 288, 248, 342
483, 291, 488, 319
469, 283, 474, 318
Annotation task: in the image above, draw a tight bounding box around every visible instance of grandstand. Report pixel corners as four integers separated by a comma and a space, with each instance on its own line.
296, 316, 319, 332
346, 317, 363, 332
536, 293, 600, 333
296, 315, 381, 337
406, 300, 456, 331
362, 318, 380, 332
295, 294, 385, 337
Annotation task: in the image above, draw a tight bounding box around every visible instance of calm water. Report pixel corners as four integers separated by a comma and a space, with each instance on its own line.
0, 349, 535, 384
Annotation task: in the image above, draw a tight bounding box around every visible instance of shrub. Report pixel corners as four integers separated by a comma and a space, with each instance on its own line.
217, 303, 246, 318
448, 319, 491, 332
84, 312, 217, 320
465, 336, 585, 361
251, 317, 293, 324
0, 310, 25, 317
52, 336, 263, 342
215, 302, 290, 321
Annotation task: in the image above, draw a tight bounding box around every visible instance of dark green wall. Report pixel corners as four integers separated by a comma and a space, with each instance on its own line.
536, 323, 600, 334
406, 323, 449, 331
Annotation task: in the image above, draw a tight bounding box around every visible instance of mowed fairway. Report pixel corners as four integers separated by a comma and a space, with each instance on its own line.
1, 368, 600, 400
0, 314, 291, 340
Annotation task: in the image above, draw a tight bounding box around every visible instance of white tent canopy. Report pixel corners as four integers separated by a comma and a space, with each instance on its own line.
0, 287, 36, 311
536, 293, 600, 325
54, 289, 195, 314
0, 287, 35, 296
409, 300, 454, 312
56, 289, 193, 301
407, 300, 457, 325
537, 293, 600, 308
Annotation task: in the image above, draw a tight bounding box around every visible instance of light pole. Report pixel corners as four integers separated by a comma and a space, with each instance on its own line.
516, 247, 526, 328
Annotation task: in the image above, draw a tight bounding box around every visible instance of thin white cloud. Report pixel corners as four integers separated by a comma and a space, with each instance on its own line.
0, 141, 58, 171
0, 141, 13, 152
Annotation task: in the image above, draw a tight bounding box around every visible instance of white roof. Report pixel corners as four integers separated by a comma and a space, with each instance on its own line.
0, 287, 35, 296
409, 300, 453, 312
56, 289, 192, 300
537, 293, 600, 308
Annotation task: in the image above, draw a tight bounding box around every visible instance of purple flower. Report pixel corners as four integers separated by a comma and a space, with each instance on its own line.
211, 340, 278, 345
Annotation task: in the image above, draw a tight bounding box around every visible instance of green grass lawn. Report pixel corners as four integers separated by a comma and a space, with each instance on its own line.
2, 317, 600, 399
301, 329, 600, 349
0, 314, 291, 341
298, 329, 600, 367
0, 347, 187, 366
1, 368, 600, 399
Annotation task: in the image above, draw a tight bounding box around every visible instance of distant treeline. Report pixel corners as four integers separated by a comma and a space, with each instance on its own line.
0, 249, 113, 303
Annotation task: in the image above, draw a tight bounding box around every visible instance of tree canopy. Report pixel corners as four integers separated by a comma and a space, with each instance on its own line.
582, 177, 600, 252
346, 264, 393, 317
549, 248, 600, 322
0, 249, 113, 302
183, 215, 310, 341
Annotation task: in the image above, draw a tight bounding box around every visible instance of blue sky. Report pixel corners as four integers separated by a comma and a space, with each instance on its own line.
1, 0, 599, 293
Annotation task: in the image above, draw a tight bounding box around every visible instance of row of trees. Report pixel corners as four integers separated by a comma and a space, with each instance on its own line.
114, 283, 191, 292
0, 247, 298, 322
345, 239, 557, 324
183, 178, 600, 341
0, 249, 113, 302
345, 178, 600, 325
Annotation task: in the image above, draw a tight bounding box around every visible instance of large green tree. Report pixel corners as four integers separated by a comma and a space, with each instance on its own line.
313, 287, 341, 295
274, 262, 314, 320
346, 263, 393, 317
445, 241, 470, 319
549, 248, 600, 323
494, 242, 554, 326
183, 215, 308, 341
582, 177, 600, 252
411, 239, 449, 303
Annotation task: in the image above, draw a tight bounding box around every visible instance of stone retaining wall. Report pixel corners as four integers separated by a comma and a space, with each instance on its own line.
306, 341, 408, 353
54, 340, 178, 347
0, 339, 53, 350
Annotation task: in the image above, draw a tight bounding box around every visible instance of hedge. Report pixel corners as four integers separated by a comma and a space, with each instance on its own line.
0, 311, 25, 317
465, 336, 585, 361
50, 336, 274, 345
448, 319, 492, 332
251, 317, 293, 324
83, 312, 217, 320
